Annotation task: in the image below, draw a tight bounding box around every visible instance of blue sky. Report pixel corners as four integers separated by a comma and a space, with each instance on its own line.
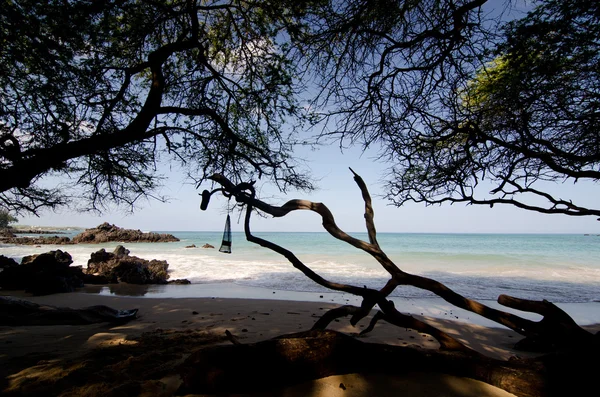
18, 141, 600, 234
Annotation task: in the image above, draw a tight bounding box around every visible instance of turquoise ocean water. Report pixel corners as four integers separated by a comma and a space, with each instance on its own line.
2, 231, 599, 303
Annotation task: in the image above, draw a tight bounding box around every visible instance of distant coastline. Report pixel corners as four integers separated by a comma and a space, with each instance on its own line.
12, 225, 83, 232
6, 224, 600, 236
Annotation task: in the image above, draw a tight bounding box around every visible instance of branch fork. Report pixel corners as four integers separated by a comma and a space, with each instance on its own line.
200, 169, 596, 357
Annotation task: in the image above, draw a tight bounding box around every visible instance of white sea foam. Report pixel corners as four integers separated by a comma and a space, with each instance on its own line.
2, 232, 599, 303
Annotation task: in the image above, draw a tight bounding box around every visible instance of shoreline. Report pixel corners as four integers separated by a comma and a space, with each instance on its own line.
81, 282, 600, 327
5, 281, 600, 328
0, 292, 540, 362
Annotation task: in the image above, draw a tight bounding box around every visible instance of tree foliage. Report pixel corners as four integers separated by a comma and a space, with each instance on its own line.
2, 0, 598, 220
306, 0, 600, 218
0, 0, 317, 214
456, 0, 600, 216
0, 209, 18, 229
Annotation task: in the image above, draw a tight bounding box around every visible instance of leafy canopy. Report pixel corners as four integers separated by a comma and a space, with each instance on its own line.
306, 0, 600, 218
1, 0, 598, 220
0, 0, 318, 214
454, 0, 600, 216
0, 209, 18, 229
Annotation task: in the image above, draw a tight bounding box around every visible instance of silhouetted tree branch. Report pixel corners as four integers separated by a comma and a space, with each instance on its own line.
202, 170, 596, 354
0, 0, 315, 214
304, 0, 600, 219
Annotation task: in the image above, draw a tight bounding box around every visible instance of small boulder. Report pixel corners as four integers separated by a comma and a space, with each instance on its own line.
0, 255, 18, 269
21, 250, 73, 273
168, 279, 191, 285
113, 245, 130, 257
202, 244, 215, 249
0, 250, 84, 295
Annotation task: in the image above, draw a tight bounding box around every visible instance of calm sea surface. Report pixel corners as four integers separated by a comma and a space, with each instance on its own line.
2, 231, 599, 303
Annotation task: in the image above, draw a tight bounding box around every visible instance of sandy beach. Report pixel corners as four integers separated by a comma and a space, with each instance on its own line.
2, 288, 598, 396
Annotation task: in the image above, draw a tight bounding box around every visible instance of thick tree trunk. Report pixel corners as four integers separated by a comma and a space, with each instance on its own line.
176, 330, 599, 397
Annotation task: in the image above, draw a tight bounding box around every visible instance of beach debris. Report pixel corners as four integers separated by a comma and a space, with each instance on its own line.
225, 330, 241, 345
0, 296, 138, 325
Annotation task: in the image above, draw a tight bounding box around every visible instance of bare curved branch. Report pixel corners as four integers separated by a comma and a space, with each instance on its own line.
203, 171, 596, 354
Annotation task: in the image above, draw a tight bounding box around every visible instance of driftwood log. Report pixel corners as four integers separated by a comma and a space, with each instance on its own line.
201, 171, 596, 351
198, 171, 599, 396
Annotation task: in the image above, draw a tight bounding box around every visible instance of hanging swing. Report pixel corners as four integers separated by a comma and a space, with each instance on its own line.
219, 213, 232, 254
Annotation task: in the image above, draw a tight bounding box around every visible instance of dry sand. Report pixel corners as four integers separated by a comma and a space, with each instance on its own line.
1, 292, 598, 396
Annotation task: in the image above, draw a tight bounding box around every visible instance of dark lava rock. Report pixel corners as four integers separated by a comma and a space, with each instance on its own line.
168, 279, 191, 285
72, 222, 179, 244
85, 245, 172, 284
0, 250, 84, 295
0, 235, 72, 245
0, 255, 18, 269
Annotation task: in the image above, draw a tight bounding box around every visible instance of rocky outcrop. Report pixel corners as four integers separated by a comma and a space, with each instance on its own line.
72, 222, 179, 244
0, 246, 189, 295
0, 250, 100, 295
202, 243, 215, 249
0, 235, 72, 245
12, 229, 67, 234
0, 228, 15, 238
0, 226, 72, 244
0, 255, 18, 269
85, 245, 188, 285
